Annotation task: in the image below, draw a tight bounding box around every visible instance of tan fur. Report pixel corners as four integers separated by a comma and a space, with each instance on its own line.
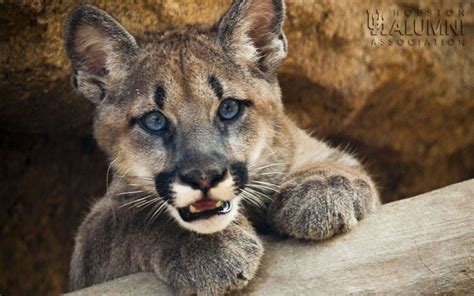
65, 1, 379, 294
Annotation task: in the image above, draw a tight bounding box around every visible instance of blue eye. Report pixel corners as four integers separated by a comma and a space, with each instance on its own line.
218, 99, 242, 121
139, 111, 167, 133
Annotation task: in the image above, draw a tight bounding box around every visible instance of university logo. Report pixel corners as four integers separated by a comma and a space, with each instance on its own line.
365, 8, 465, 47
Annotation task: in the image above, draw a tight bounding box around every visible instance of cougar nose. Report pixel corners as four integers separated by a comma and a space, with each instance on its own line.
179, 167, 227, 191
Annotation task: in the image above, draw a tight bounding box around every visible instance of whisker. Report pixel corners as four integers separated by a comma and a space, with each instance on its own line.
155, 202, 168, 217
147, 201, 168, 228
128, 195, 153, 203
119, 194, 153, 208
115, 190, 145, 196
135, 198, 160, 208
131, 175, 154, 180
250, 172, 285, 177
114, 168, 131, 188
251, 163, 285, 172
131, 196, 161, 209
244, 187, 274, 202
246, 184, 281, 194
251, 180, 280, 188
239, 189, 266, 209
127, 182, 155, 191
106, 157, 119, 191
240, 193, 263, 209
264, 142, 278, 157
245, 195, 266, 209
146, 202, 162, 226
117, 175, 154, 181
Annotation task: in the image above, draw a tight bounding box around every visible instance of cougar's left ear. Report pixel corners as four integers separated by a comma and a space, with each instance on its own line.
215, 0, 287, 77
64, 5, 139, 104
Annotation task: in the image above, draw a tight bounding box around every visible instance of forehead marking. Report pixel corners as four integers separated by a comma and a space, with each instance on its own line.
154, 82, 166, 109
208, 75, 224, 99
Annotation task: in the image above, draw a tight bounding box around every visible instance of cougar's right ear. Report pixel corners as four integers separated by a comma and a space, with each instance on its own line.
64, 5, 138, 104
214, 0, 287, 78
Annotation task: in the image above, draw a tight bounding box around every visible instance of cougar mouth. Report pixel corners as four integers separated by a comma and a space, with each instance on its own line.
178, 198, 232, 222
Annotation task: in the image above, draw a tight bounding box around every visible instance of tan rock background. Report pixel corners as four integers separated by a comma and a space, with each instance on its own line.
0, 0, 472, 294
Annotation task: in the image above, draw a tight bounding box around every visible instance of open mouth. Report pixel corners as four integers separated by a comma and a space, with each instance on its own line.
178, 198, 232, 222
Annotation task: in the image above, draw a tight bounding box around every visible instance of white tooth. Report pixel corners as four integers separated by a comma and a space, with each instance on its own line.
215, 201, 222, 208
189, 205, 198, 213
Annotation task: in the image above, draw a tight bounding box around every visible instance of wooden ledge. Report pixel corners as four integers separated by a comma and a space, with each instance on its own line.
68, 179, 474, 295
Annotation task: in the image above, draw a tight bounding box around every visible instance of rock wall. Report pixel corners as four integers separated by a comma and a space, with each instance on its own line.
0, 0, 472, 294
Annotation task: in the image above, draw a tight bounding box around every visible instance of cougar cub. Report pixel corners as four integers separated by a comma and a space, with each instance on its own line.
65, 0, 379, 294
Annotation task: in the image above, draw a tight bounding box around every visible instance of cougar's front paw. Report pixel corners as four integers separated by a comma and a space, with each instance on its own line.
268, 173, 376, 240
157, 221, 263, 295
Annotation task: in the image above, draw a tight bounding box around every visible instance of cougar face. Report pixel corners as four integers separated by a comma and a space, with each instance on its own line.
65, 2, 287, 233
103, 37, 282, 233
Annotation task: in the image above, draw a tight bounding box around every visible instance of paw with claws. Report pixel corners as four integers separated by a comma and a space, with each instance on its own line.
154, 219, 263, 295
268, 172, 377, 240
